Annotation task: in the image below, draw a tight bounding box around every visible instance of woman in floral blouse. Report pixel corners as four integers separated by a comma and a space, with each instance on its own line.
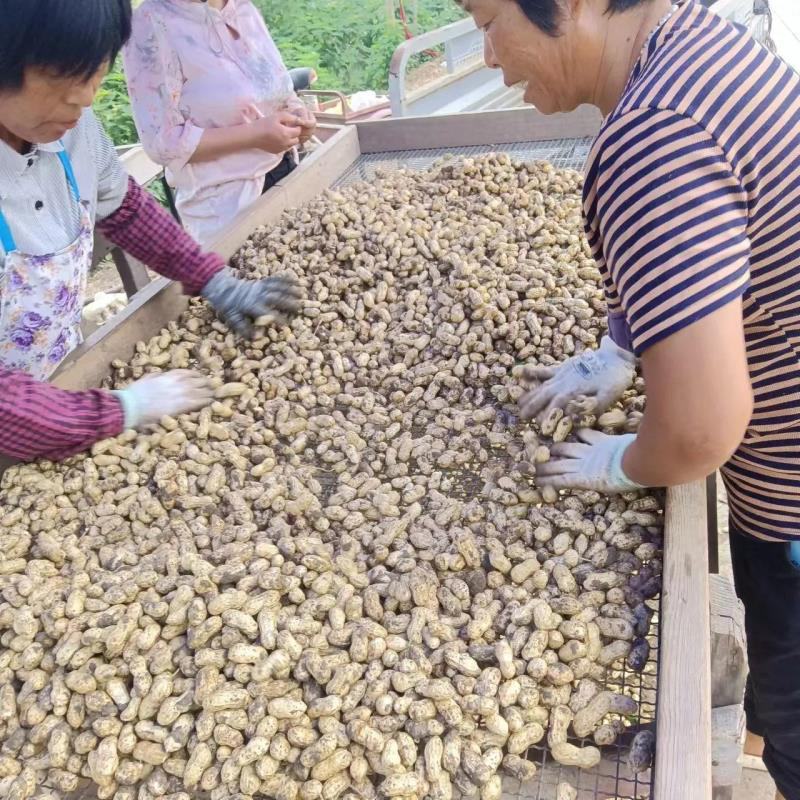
124, 0, 316, 245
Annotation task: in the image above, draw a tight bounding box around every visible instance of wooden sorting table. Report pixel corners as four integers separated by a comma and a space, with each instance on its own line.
51, 106, 712, 800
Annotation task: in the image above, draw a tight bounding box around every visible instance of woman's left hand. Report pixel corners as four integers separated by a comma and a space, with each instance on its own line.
202, 270, 302, 337
536, 429, 644, 493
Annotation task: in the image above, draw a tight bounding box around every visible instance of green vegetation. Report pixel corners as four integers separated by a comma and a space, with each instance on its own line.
93, 63, 137, 146
255, 0, 464, 94
93, 0, 465, 146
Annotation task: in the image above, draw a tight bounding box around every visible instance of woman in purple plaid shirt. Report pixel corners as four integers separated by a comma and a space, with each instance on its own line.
0, 0, 300, 463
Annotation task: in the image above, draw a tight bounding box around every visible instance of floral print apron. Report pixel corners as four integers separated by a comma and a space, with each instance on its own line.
0, 148, 93, 381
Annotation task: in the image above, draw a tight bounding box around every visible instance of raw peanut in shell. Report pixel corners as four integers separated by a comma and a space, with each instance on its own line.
481, 774, 502, 800
379, 772, 420, 797
628, 729, 656, 774
593, 723, 620, 747
556, 782, 577, 800
551, 742, 602, 770
572, 692, 638, 739
311, 750, 352, 782
501, 754, 537, 781
627, 637, 651, 672
507, 723, 545, 754
547, 705, 573, 748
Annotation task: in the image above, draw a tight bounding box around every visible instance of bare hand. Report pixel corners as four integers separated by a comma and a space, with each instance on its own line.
251, 111, 303, 153
296, 107, 317, 144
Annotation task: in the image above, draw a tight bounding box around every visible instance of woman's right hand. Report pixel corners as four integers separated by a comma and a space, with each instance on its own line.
251, 111, 303, 153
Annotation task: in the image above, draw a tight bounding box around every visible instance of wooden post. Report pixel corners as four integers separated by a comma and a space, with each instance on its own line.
655, 481, 712, 800
110, 249, 151, 299
710, 574, 747, 797
710, 574, 747, 708
712, 705, 747, 799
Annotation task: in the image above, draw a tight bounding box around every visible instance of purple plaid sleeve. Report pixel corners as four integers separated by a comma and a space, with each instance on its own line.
0, 368, 124, 462
97, 178, 225, 295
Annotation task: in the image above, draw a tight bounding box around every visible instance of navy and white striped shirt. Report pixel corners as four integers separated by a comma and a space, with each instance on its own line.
584, 0, 800, 540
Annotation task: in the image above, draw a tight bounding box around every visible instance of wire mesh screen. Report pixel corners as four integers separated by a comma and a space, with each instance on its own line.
334, 137, 595, 187
335, 135, 660, 800
501, 617, 658, 800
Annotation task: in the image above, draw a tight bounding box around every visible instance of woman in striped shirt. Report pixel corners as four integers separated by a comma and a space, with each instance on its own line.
459, 0, 800, 795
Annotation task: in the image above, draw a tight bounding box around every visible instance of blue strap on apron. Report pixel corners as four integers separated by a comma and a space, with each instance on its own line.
0, 143, 80, 254
57, 149, 81, 202
0, 206, 14, 254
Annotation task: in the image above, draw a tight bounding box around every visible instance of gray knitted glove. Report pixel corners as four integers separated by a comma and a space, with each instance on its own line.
202, 270, 301, 337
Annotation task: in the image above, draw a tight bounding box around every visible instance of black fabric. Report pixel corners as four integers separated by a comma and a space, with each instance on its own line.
262, 153, 296, 193
730, 524, 800, 799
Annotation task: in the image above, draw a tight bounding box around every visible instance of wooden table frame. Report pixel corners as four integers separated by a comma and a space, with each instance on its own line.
52, 107, 713, 800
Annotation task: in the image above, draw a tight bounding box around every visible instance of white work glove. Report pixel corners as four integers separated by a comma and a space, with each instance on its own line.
519, 336, 637, 422
112, 370, 214, 429
536, 430, 644, 493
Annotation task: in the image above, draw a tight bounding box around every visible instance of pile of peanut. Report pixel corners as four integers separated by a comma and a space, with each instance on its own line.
0, 154, 660, 800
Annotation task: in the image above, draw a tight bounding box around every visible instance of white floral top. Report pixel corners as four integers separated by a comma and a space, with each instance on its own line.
123, 0, 303, 244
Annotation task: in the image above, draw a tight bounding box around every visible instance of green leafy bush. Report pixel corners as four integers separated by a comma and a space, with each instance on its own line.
256, 0, 464, 93
93, 62, 138, 146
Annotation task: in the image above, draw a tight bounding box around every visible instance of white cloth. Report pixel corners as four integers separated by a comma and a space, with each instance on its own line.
124, 0, 304, 245
0, 109, 127, 264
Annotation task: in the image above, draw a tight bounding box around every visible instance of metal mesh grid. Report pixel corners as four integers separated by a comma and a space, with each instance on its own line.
335, 136, 660, 800
503, 610, 658, 800
334, 137, 595, 188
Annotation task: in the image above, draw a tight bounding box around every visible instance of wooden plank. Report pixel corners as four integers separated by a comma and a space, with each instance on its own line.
712, 704, 746, 788
655, 481, 712, 800
52, 278, 185, 392
355, 105, 602, 153
275, 126, 362, 206
211, 126, 360, 260
710, 573, 747, 709
314, 123, 345, 143
118, 145, 164, 188
92, 232, 115, 269
111, 249, 151, 299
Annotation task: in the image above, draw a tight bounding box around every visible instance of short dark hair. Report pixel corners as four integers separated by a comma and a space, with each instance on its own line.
513, 0, 652, 35
0, 0, 132, 92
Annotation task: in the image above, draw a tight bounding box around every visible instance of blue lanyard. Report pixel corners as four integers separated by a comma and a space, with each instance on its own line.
0, 145, 80, 254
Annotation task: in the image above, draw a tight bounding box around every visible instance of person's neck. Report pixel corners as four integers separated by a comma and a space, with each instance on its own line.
0, 122, 27, 154
193, 0, 227, 8
590, 0, 674, 116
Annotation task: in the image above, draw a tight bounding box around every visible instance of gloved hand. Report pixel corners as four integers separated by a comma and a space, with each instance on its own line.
536, 429, 644, 493
202, 270, 301, 337
112, 370, 214, 429
519, 336, 637, 423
